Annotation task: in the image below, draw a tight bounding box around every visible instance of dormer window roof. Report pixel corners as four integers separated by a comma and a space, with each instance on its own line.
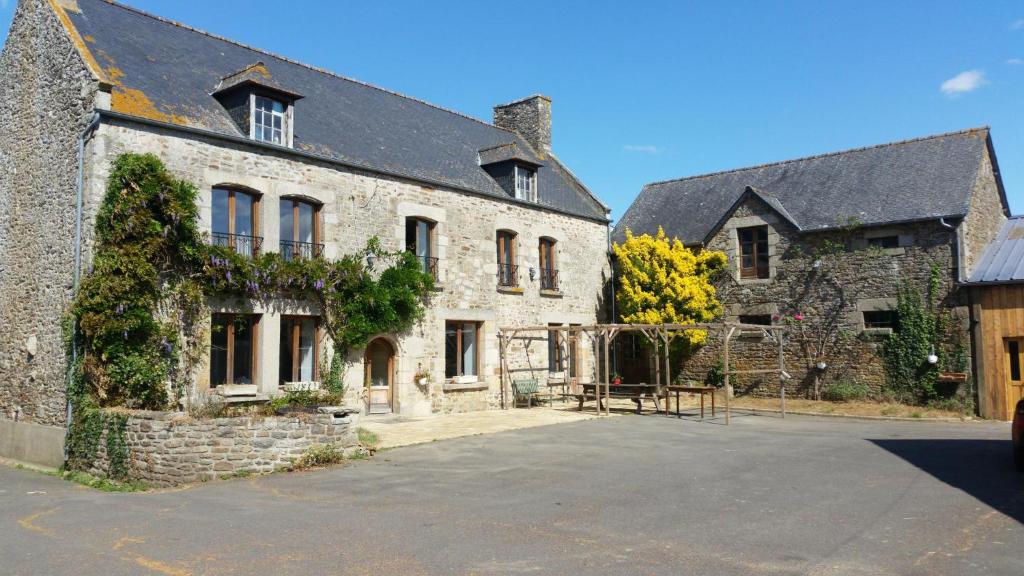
212, 61, 302, 148
478, 142, 542, 203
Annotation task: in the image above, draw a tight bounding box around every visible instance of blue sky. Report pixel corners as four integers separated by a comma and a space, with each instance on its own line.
2, 1, 1022, 220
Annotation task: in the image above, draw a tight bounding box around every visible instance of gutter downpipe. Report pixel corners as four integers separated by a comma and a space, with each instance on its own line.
939, 217, 963, 283
65, 112, 102, 460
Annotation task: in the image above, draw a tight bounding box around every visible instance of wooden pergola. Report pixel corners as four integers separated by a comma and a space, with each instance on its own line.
497, 322, 791, 425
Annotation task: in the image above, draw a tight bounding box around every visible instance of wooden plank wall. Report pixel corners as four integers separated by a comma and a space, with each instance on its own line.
975, 285, 1024, 420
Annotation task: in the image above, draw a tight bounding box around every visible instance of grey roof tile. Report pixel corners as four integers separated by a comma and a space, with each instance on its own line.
62, 0, 607, 220
616, 128, 1001, 244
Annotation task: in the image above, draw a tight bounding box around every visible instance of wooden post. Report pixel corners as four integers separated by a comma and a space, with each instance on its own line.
777, 329, 786, 418
602, 328, 609, 416
498, 333, 507, 410
724, 325, 735, 425
663, 327, 672, 416
653, 331, 661, 390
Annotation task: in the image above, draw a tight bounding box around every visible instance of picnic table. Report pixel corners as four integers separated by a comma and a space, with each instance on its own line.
577, 383, 666, 414
665, 385, 716, 419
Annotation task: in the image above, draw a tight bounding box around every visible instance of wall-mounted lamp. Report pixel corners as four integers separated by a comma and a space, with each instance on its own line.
927, 345, 938, 365
529, 267, 536, 281
366, 255, 376, 269
812, 259, 822, 269
816, 361, 828, 370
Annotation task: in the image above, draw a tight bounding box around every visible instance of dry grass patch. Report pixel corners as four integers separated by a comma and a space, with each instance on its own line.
727, 396, 970, 420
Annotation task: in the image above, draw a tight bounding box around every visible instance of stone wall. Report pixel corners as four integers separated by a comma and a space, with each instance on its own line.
0, 0, 102, 426
673, 194, 968, 397
961, 149, 1008, 277
85, 409, 361, 486
82, 119, 610, 417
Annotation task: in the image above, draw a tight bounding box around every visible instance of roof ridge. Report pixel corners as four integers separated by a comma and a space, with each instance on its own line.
644, 126, 991, 189
93, 0, 517, 134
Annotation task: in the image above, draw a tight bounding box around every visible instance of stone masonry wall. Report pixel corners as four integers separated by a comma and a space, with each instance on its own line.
82, 120, 610, 416
86, 410, 361, 486
674, 194, 968, 397
0, 0, 101, 426
962, 148, 1008, 277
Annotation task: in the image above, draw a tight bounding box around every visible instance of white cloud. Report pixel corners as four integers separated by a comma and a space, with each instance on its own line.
623, 144, 661, 155
1011, 19, 1024, 30
1009, 58, 1024, 66
940, 70, 987, 95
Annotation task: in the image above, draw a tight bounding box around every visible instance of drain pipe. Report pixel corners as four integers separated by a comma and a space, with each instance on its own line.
65, 112, 102, 458
939, 217, 963, 283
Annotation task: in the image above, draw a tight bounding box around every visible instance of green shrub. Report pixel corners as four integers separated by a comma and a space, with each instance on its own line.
295, 443, 344, 468
821, 381, 869, 402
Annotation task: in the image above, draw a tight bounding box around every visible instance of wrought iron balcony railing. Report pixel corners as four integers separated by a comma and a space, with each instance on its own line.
497, 262, 519, 288
540, 268, 559, 291
416, 255, 439, 280
211, 232, 263, 257
280, 240, 325, 261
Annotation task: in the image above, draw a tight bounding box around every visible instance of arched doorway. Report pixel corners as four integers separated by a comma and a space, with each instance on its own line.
364, 338, 395, 414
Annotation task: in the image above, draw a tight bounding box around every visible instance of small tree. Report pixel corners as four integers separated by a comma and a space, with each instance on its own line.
613, 227, 726, 347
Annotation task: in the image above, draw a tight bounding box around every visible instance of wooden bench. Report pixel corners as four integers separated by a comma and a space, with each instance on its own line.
512, 378, 540, 408
577, 383, 667, 414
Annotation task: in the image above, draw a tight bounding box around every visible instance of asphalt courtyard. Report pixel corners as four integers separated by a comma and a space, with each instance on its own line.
2, 413, 1022, 576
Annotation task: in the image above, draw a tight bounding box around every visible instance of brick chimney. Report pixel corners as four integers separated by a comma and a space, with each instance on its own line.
493, 95, 552, 157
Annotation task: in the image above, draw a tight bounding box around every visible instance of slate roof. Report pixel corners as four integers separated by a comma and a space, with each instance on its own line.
55, 0, 607, 221
616, 127, 1007, 244
966, 217, 1024, 285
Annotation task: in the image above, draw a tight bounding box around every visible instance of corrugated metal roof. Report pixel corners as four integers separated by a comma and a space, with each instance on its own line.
966, 217, 1024, 285
57, 0, 607, 220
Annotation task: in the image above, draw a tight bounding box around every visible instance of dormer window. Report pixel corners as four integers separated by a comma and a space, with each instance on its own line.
515, 165, 536, 201
212, 62, 302, 149
253, 96, 286, 144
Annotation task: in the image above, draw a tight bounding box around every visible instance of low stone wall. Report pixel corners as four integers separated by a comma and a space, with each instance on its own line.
85, 409, 362, 486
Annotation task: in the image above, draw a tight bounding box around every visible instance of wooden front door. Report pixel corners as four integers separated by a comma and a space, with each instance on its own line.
1005, 338, 1024, 420
365, 339, 395, 414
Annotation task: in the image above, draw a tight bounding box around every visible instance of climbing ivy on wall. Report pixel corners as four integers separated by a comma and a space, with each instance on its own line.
69, 152, 433, 414
881, 263, 950, 404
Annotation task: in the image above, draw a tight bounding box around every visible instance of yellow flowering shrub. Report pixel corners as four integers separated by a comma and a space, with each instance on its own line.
613, 227, 726, 346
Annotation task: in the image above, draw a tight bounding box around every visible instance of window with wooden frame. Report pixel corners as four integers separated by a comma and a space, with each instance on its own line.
497, 230, 518, 287
547, 323, 565, 373
280, 198, 322, 260
738, 225, 769, 279
212, 187, 261, 257
568, 324, 580, 378
445, 321, 481, 378
539, 237, 558, 291
1007, 338, 1023, 383
210, 314, 259, 387
405, 217, 438, 279
279, 316, 319, 385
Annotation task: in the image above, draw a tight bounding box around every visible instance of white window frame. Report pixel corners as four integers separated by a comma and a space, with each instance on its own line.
250, 94, 289, 146
514, 165, 536, 202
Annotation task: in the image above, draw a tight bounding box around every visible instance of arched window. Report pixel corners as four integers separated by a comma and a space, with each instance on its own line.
496, 230, 518, 288
539, 237, 558, 291
212, 187, 261, 257
280, 197, 322, 260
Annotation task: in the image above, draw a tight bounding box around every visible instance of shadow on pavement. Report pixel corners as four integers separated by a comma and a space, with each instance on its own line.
870, 438, 1024, 524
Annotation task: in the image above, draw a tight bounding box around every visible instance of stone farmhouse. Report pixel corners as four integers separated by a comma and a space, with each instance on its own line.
0, 0, 611, 450
616, 128, 1010, 407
